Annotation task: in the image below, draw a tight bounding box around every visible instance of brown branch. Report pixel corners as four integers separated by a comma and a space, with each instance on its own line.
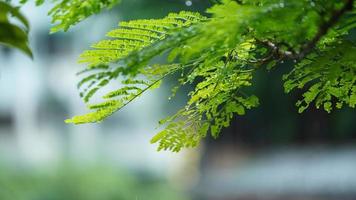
256, 0, 354, 63
297, 0, 354, 59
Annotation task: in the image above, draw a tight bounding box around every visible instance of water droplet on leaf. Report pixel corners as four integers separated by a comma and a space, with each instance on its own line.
185, 0, 192, 6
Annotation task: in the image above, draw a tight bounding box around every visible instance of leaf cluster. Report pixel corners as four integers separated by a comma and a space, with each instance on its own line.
1, 0, 121, 56
66, 0, 356, 152
19, 0, 121, 33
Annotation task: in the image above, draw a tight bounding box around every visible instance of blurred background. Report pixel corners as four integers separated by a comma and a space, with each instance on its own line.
0, 0, 356, 200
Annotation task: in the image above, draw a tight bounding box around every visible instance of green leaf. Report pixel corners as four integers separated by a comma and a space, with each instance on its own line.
0, 1, 32, 58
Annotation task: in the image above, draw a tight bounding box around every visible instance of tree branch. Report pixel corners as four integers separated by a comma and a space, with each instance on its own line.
297, 0, 354, 59
257, 0, 354, 63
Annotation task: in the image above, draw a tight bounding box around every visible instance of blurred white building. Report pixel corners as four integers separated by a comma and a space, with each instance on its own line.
0, 2, 193, 182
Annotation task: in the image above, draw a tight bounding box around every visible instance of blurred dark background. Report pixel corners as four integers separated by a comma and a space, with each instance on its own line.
0, 0, 355, 200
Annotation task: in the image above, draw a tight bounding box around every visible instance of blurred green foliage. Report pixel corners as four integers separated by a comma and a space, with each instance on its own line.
0, 164, 188, 200
0, 1, 32, 57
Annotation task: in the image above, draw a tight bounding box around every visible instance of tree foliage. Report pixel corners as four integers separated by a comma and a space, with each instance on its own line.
1, 0, 121, 55
1, 0, 355, 152
65, 0, 356, 152
20, 0, 121, 32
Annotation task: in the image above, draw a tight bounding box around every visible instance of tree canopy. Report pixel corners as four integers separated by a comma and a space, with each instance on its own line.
1, 0, 355, 152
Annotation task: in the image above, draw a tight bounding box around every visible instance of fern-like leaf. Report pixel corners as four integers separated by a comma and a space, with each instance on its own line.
65, 11, 206, 126
19, 0, 121, 32
284, 39, 356, 112
79, 11, 206, 66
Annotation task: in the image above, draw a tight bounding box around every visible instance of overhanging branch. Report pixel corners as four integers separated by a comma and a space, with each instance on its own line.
256, 0, 354, 63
